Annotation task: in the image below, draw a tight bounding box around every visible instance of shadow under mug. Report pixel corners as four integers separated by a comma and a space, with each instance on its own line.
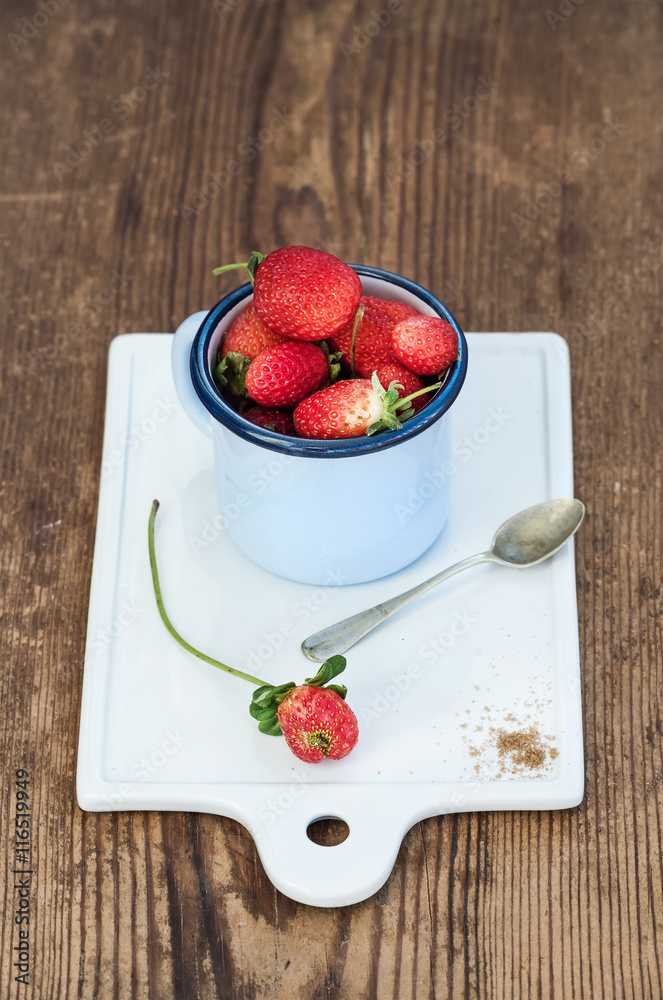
171, 264, 468, 585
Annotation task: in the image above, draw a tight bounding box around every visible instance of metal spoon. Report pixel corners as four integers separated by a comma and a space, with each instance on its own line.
301, 498, 585, 662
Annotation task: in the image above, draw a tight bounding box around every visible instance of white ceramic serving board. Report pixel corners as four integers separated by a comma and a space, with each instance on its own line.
77, 332, 583, 907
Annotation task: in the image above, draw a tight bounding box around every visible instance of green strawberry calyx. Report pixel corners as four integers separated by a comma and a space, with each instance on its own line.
212, 250, 264, 285
249, 655, 349, 737
366, 373, 442, 436
319, 340, 344, 383
213, 350, 251, 397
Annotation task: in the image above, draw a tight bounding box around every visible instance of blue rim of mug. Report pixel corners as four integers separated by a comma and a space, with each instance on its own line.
190, 264, 468, 458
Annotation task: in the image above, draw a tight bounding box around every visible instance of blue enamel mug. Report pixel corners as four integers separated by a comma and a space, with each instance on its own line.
171, 265, 468, 585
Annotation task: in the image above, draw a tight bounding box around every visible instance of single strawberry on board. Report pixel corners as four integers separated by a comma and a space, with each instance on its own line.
220, 303, 284, 360
250, 655, 358, 763
329, 295, 418, 377
277, 685, 359, 763
213, 246, 362, 341
245, 340, 329, 408
243, 405, 296, 436
391, 315, 459, 376
148, 501, 359, 764
293, 372, 440, 440
375, 362, 428, 414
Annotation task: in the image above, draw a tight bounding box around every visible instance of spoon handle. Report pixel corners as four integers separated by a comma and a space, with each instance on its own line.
301, 551, 492, 662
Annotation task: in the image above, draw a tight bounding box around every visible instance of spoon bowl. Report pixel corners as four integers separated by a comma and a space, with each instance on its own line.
490, 499, 586, 566
301, 498, 585, 662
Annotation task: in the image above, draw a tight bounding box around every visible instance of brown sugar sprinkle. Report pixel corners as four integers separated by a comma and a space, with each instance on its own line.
495, 727, 547, 770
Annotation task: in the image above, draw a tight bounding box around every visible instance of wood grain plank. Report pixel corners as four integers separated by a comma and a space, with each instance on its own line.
0, 0, 662, 997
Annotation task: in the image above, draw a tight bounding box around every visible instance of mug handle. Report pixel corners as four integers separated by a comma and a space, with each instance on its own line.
171, 311, 212, 438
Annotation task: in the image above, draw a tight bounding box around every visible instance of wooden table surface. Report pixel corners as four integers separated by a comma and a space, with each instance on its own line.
1, 1, 661, 997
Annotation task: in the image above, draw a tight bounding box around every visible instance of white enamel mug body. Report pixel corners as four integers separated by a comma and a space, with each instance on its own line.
171, 265, 468, 585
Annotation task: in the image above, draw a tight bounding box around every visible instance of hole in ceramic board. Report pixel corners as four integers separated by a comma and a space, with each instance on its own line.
306, 816, 350, 847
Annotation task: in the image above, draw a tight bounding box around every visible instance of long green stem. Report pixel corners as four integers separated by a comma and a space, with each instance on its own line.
148, 500, 268, 687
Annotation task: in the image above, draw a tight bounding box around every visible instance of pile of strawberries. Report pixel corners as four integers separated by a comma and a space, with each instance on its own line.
213, 246, 459, 440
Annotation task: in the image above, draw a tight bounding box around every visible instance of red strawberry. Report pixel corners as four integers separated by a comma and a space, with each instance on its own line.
243, 405, 296, 436
215, 246, 362, 342
293, 373, 439, 439
277, 685, 359, 763
375, 362, 428, 414
392, 315, 458, 376
245, 341, 329, 408
221, 303, 284, 360
329, 295, 418, 377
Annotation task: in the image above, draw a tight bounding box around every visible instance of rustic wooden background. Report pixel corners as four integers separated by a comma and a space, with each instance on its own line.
1, 0, 661, 997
